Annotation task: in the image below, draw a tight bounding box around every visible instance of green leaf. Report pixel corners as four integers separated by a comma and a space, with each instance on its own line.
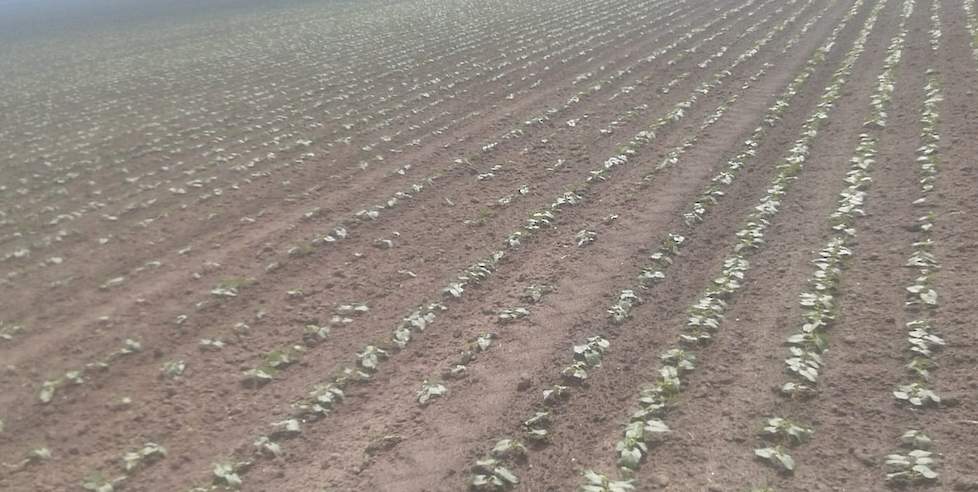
213, 463, 242, 488
755, 446, 794, 472
417, 380, 448, 406
490, 439, 526, 460
161, 360, 186, 378
617, 445, 643, 469
39, 380, 58, 403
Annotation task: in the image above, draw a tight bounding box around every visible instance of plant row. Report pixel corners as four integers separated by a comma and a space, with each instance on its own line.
885, 68, 944, 486
756, 0, 916, 475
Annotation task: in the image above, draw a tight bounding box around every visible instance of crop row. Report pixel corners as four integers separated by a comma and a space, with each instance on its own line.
885, 66, 944, 485
963, 0, 978, 67
756, 0, 914, 476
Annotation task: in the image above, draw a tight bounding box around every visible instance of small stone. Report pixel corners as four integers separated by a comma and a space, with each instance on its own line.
850, 447, 876, 467
650, 473, 670, 488
517, 374, 532, 391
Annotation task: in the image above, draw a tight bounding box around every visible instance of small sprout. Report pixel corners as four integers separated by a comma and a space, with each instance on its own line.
886, 449, 938, 483
417, 380, 447, 406
39, 379, 59, 403
543, 385, 569, 405
521, 285, 553, 303
241, 367, 276, 386
303, 324, 330, 346
357, 345, 389, 372
65, 370, 84, 385
81, 473, 122, 492
780, 382, 817, 399
609, 290, 642, 323
754, 446, 795, 472
198, 339, 225, 351
265, 348, 300, 369
523, 412, 551, 429
580, 469, 635, 492
473, 333, 496, 352
490, 439, 527, 461
335, 303, 369, 315
443, 282, 465, 298
270, 419, 301, 439
659, 349, 696, 372
900, 430, 932, 449
893, 383, 940, 406
213, 462, 243, 488
470, 457, 519, 490
161, 360, 186, 379
575, 229, 598, 247
497, 307, 530, 324
561, 361, 590, 384
616, 430, 646, 469
445, 364, 468, 379
122, 442, 166, 471
28, 447, 52, 462
573, 336, 610, 366
760, 417, 813, 445
525, 428, 549, 443
99, 276, 126, 290
373, 239, 395, 249
211, 277, 255, 298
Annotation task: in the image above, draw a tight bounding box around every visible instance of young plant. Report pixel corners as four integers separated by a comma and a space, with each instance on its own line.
580, 469, 635, 492
885, 449, 938, 483
417, 380, 447, 406
122, 442, 167, 472
469, 458, 519, 491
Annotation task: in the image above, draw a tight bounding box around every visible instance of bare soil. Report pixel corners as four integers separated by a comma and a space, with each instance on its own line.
1, 0, 975, 490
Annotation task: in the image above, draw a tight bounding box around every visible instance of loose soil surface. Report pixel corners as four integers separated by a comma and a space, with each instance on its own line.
1, 0, 975, 490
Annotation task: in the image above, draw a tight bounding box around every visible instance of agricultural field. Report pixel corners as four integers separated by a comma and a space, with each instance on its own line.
1, 0, 977, 490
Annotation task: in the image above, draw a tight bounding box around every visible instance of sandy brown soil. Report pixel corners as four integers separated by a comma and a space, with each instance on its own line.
1, 0, 976, 491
